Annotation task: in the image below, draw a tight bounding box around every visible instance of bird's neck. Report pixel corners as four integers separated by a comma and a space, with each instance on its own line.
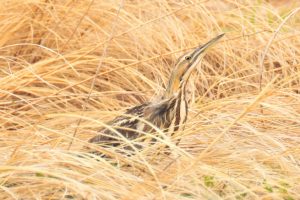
173, 78, 189, 101
164, 76, 179, 98
164, 79, 188, 100
166, 82, 188, 134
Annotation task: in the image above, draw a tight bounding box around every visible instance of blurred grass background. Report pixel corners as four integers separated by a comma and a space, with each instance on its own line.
0, 0, 300, 199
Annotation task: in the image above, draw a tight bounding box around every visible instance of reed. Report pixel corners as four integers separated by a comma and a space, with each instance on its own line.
0, 0, 299, 199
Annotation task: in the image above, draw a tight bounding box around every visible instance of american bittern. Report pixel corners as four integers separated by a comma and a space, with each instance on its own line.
88, 34, 224, 154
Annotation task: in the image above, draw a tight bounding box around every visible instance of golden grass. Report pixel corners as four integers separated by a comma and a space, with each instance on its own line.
1, 0, 300, 199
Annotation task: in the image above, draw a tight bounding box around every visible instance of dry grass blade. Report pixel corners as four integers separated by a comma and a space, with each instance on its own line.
0, 0, 300, 199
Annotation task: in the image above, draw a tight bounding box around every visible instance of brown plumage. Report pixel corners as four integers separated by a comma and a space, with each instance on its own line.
88, 34, 224, 153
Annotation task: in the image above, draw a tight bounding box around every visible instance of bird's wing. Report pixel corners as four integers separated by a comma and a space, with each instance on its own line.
111, 103, 148, 124
88, 103, 149, 144
144, 97, 176, 128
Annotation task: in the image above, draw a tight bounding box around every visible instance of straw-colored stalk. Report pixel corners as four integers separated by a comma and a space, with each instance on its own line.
0, 0, 299, 199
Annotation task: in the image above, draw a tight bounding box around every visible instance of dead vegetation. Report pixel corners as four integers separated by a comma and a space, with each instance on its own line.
0, 0, 300, 199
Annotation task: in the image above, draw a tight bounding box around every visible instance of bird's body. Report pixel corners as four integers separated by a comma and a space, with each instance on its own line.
88, 92, 188, 150
88, 34, 224, 153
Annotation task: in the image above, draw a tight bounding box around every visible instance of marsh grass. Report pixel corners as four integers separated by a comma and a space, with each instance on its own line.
0, 0, 300, 199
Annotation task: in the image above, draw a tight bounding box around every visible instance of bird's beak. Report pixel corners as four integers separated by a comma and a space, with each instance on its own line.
191, 33, 225, 62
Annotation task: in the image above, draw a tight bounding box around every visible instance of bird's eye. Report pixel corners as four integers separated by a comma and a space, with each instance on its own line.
185, 56, 191, 60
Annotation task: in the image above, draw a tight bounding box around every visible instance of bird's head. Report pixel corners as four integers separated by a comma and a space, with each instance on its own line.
164, 33, 225, 98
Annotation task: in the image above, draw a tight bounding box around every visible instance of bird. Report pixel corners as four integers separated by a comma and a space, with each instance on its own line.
88, 34, 225, 155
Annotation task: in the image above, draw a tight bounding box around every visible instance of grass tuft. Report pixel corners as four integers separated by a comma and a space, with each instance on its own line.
0, 0, 300, 199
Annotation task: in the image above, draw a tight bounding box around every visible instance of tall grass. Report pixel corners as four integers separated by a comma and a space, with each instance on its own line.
0, 0, 300, 199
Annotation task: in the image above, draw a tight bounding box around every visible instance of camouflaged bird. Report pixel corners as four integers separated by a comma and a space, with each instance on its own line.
88, 34, 224, 153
